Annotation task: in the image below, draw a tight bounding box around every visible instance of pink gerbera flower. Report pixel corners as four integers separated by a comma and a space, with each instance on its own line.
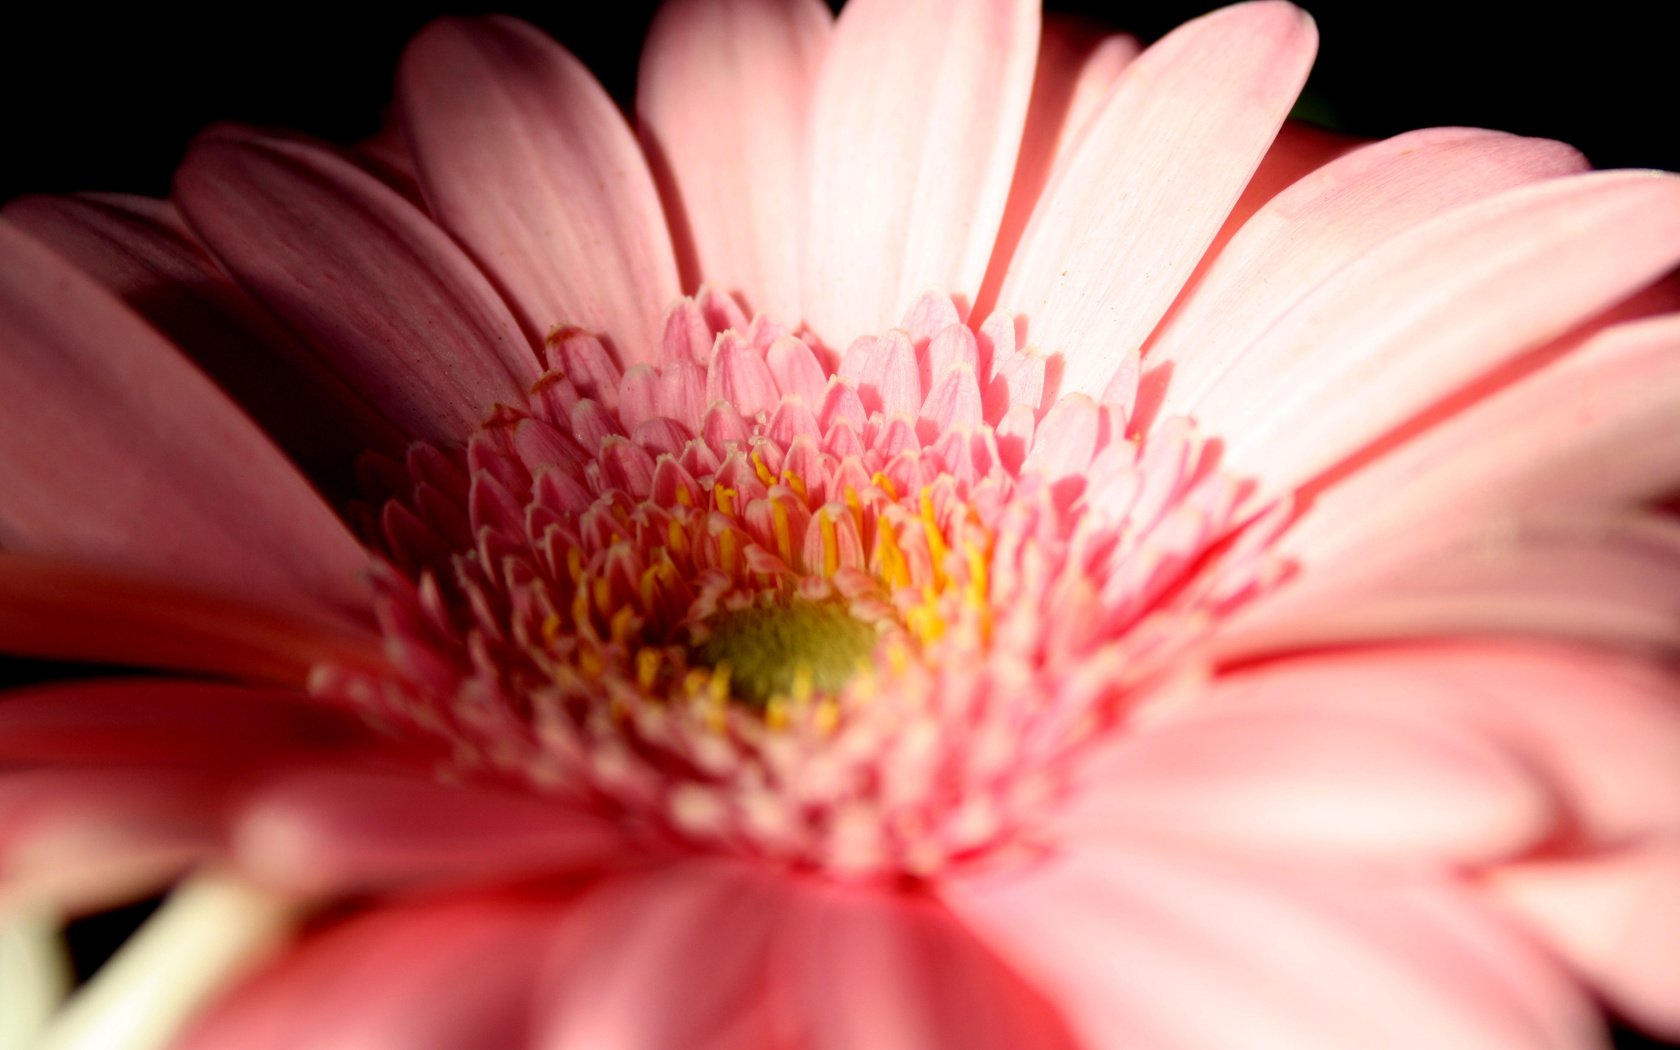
3, 1, 1680, 1047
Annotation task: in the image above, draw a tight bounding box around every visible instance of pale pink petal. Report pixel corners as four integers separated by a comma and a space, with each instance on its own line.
946, 842, 1599, 1049
534, 861, 784, 1050
0, 554, 383, 685
0, 220, 371, 622
775, 879, 1078, 1050
0, 681, 390, 912
1248, 314, 1680, 576
175, 128, 536, 443
3, 192, 403, 493
1113, 121, 1358, 399
978, 17, 1140, 309
1143, 127, 1587, 426
1055, 696, 1553, 864
1218, 514, 1680, 659
177, 894, 570, 1050
0, 767, 217, 914
989, 2, 1317, 400
1193, 643, 1680, 846
800, 0, 1039, 347
1192, 170, 1680, 499
231, 768, 621, 898
1487, 846, 1680, 1037
398, 17, 680, 363
637, 0, 831, 318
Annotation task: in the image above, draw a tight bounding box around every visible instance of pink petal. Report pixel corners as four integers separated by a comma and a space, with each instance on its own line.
177, 893, 570, 1050
1055, 693, 1553, 864
978, 17, 1140, 310
946, 842, 1599, 1049
637, 0, 831, 318
534, 861, 784, 1050
231, 768, 621, 898
707, 333, 780, 418
1487, 846, 1680, 1037
1219, 513, 1680, 658
0, 767, 217, 914
800, 0, 1039, 347
1192, 643, 1680, 846
174, 128, 535, 443
0, 219, 371, 622
398, 17, 679, 364
0, 554, 383, 685
988, 2, 1317, 400
1021, 394, 1098, 481
1191, 170, 1680, 500
3, 192, 403, 493
1143, 127, 1586, 425
775, 880, 1078, 1050
1251, 313, 1680, 575
0, 679, 376, 768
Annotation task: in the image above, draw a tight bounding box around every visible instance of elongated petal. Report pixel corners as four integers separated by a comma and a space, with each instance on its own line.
978, 17, 1139, 309
800, 0, 1039, 346
990, 2, 1317, 400
398, 17, 680, 363
1219, 514, 1680, 658
947, 842, 1599, 1050
177, 894, 569, 1050
0, 220, 370, 622
1145, 127, 1586, 423
774, 880, 1081, 1050
0, 680, 376, 768
0, 554, 382, 685
231, 769, 621, 897
1488, 846, 1680, 1037
4, 193, 404, 495
175, 129, 536, 443
1252, 314, 1680, 572
637, 0, 830, 318
1193, 643, 1680, 846
535, 861, 783, 1050
1193, 170, 1680, 499
0, 767, 217, 914
1055, 698, 1553, 864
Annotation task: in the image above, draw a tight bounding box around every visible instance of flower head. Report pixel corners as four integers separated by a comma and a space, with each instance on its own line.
3, 1, 1680, 1048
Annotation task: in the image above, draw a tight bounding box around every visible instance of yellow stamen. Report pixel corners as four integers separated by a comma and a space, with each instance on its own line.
818, 509, 840, 577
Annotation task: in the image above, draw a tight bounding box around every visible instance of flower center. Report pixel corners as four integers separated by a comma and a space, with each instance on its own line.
688, 597, 877, 710
319, 291, 1283, 879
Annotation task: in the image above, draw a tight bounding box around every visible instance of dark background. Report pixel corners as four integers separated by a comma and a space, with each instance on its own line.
1, 2, 1674, 1046
1, 1, 1675, 205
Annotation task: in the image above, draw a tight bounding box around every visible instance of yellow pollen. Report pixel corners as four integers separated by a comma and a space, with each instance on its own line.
635, 647, 662, 691
771, 500, 793, 563
781, 470, 807, 498
919, 488, 948, 587
751, 451, 776, 487
714, 485, 737, 517
609, 606, 637, 645
818, 509, 840, 577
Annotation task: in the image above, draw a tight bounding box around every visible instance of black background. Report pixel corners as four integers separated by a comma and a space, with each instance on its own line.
1, 2, 1675, 1046
2, 1, 1675, 204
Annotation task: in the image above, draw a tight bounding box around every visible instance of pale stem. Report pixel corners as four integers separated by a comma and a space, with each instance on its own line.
0, 906, 71, 1050
28, 871, 298, 1050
